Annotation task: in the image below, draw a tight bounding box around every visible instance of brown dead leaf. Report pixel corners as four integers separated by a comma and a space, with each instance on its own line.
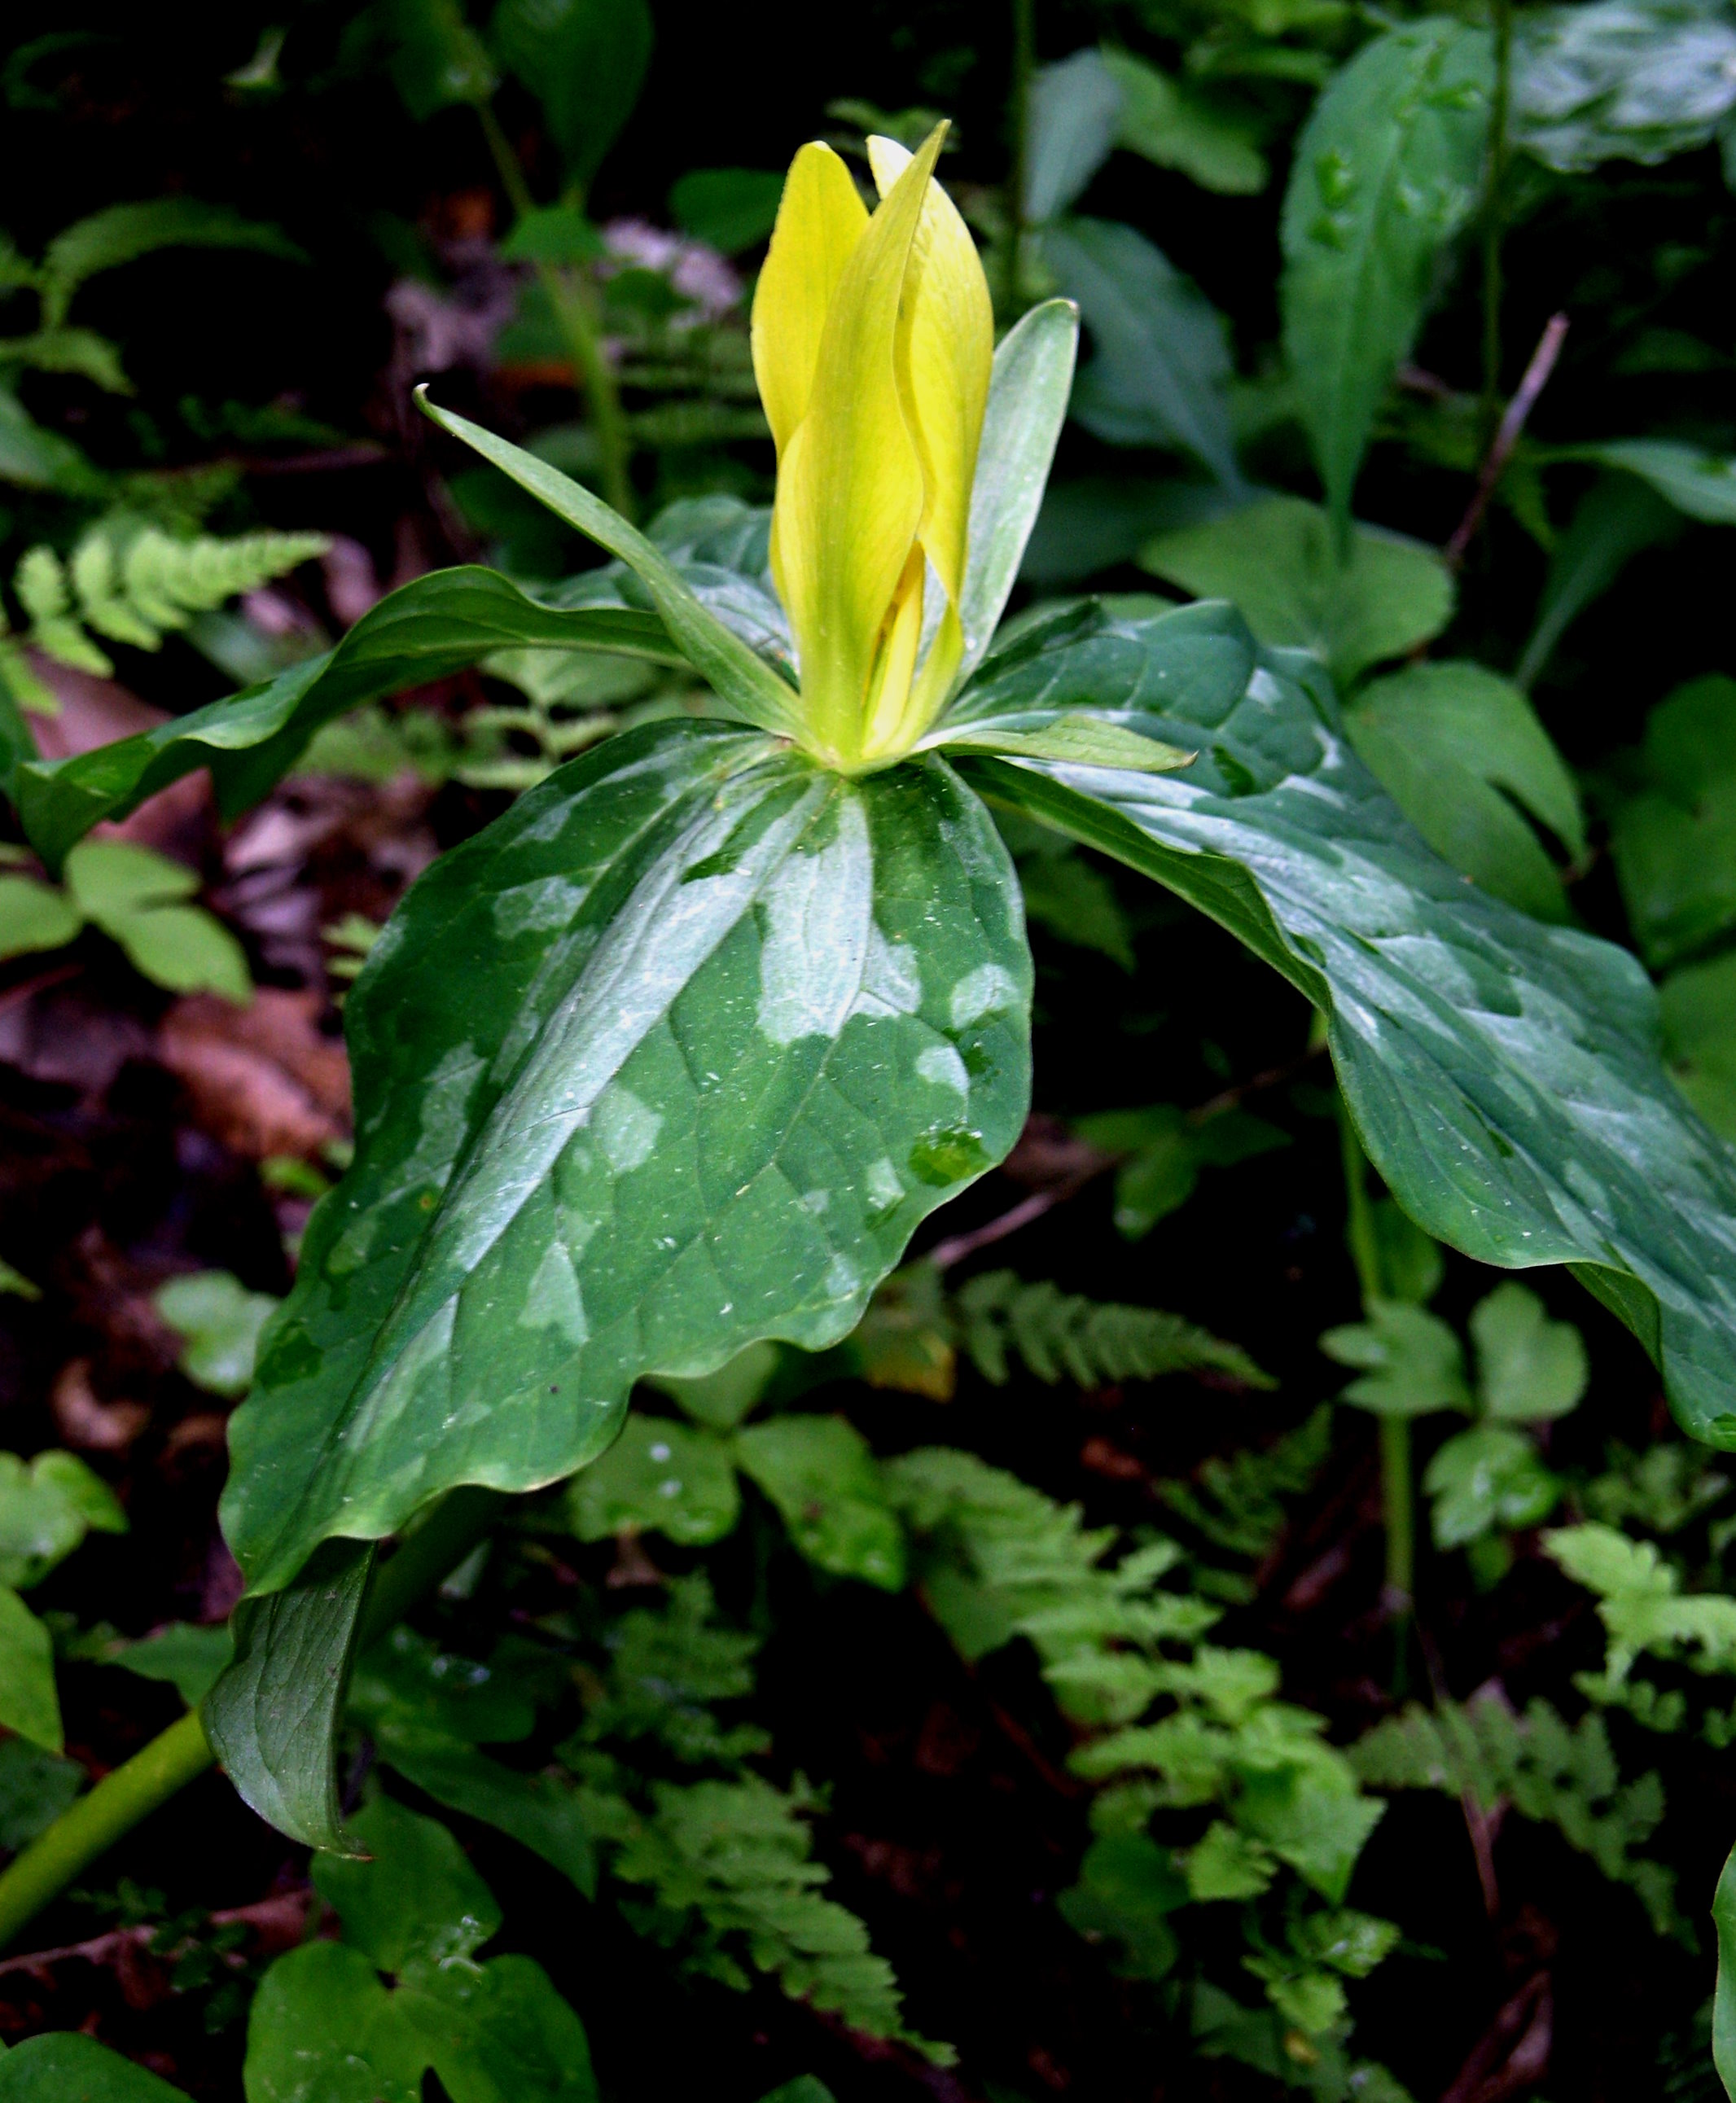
52, 1360, 148, 1453
157, 989, 349, 1158
24, 654, 213, 859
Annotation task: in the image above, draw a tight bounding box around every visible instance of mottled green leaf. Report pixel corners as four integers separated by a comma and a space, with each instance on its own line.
0, 2034, 191, 2101
1471, 1282, 1588, 1422
1141, 496, 1453, 686
12, 567, 680, 870
953, 602, 1736, 1446
567, 1411, 740, 1545
1044, 218, 1238, 484
1279, 20, 1493, 528
1346, 662, 1584, 922
220, 723, 1027, 1613
734, 1416, 906, 1589
0, 1584, 61, 1750
1425, 1423, 1561, 1548
1512, 0, 1736, 173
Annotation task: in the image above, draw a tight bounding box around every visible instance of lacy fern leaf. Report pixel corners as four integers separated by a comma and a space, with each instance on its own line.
953, 1269, 1274, 1391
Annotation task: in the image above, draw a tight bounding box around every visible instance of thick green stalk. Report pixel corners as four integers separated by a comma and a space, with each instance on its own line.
0, 1488, 506, 1952
0, 1711, 214, 1952
1480, 0, 1515, 449
475, 102, 635, 522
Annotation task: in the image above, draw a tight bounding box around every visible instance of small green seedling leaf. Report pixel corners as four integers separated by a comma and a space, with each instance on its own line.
567, 1413, 740, 1546
0, 1584, 62, 1750
155, 1271, 281, 1398
734, 1416, 906, 1589
1425, 1423, 1562, 1549
1320, 1301, 1470, 1418
1471, 1282, 1589, 1422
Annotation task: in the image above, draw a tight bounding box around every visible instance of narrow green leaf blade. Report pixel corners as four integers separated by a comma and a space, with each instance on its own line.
221, 720, 1029, 1601
417, 395, 804, 738
13, 567, 681, 870
0, 1584, 61, 1751
953, 606, 1736, 1447
956, 299, 1080, 688
1716, 1839, 1736, 2099
933, 712, 1193, 773
1280, 21, 1493, 529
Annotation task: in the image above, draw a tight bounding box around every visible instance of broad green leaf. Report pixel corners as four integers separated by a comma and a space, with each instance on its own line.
567, 1411, 740, 1544
352, 1624, 538, 1745
1345, 661, 1585, 921
0, 1448, 125, 1588
397, 1954, 599, 2103
1470, 1282, 1588, 1422
0, 1735, 83, 1850
1103, 50, 1267, 195
314, 1794, 502, 1976
40, 199, 305, 329
1141, 495, 1453, 686
1565, 440, 1736, 524
0, 874, 80, 957
13, 567, 680, 870
1660, 949, 1736, 1139
1608, 675, 1736, 969
1073, 1102, 1287, 1239
1515, 473, 1679, 691
112, 1623, 234, 1706
0, 1584, 61, 1750
1321, 1302, 1469, 1420
949, 602, 1736, 1446
1043, 218, 1238, 485
1183, 1821, 1274, 1902
417, 397, 804, 739
1424, 1423, 1561, 1548
1059, 1833, 1188, 1976
1232, 1752, 1383, 1905
101, 902, 251, 1002
0, 2034, 191, 2101
1512, 0, 1736, 173
381, 0, 498, 117
243, 1940, 425, 2103
648, 1339, 779, 1430
669, 169, 783, 253
955, 300, 1080, 688
734, 1416, 906, 1589
1717, 1839, 1736, 2100
1279, 20, 1493, 531
1024, 50, 1123, 221
217, 720, 1026, 1610
156, 1271, 281, 1397
202, 1539, 374, 1850
368, 1728, 597, 1897
489, 0, 651, 189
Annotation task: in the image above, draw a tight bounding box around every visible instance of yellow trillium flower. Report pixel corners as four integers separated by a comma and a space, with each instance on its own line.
752, 123, 994, 773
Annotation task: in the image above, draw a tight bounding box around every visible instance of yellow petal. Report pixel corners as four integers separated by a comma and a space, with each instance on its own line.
751, 143, 869, 460
769, 126, 946, 763
866, 134, 994, 633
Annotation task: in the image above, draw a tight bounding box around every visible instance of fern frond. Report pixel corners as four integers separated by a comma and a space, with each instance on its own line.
11, 519, 328, 676
1157, 1405, 1335, 1559
953, 1269, 1274, 1391
1350, 1692, 1686, 1941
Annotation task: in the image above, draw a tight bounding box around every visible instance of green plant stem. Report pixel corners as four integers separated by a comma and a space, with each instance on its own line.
1005, 0, 1037, 313
474, 101, 634, 522
0, 1711, 213, 1952
1480, 0, 1514, 449
1338, 1094, 1414, 1688
0, 1487, 506, 1952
